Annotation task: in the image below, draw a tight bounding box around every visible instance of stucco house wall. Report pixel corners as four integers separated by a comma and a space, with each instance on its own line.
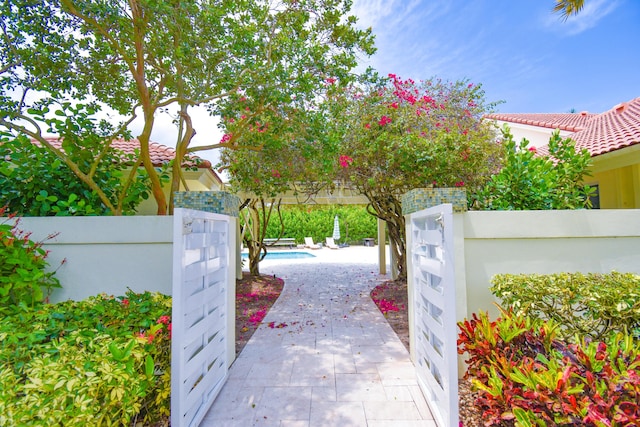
486, 98, 640, 209
491, 120, 573, 148
135, 169, 225, 215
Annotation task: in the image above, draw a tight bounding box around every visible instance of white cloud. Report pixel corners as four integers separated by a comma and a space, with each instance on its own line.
543, 0, 620, 35
129, 105, 223, 166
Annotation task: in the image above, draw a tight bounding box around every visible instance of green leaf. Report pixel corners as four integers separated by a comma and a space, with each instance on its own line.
108, 342, 123, 361
145, 355, 155, 378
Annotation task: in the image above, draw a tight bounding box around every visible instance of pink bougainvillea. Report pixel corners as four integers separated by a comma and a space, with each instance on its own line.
378, 115, 392, 126
339, 154, 354, 168
372, 297, 400, 314
249, 308, 267, 325
220, 133, 232, 144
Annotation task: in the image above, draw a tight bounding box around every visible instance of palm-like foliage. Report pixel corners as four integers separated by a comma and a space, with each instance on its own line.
554, 0, 585, 20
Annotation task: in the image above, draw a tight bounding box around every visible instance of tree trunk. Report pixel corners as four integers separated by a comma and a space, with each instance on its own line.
239, 198, 283, 277
246, 239, 263, 276
365, 193, 407, 281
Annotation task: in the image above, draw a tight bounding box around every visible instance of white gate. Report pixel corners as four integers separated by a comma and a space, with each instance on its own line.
171, 208, 233, 427
408, 203, 458, 427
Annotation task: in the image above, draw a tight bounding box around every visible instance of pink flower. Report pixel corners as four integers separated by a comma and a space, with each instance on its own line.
364, 123, 371, 129
271, 169, 281, 178
249, 308, 267, 325
389, 102, 399, 109
339, 155, 353, 168
528, 146, 537, 153
220, 133, 232, 144
455, 181, 465, 187
157, 315, 170, 325
325, 77, 336, 85
373, 297, 400, 314
121, 299, 129, 307
378, 115, 392, 126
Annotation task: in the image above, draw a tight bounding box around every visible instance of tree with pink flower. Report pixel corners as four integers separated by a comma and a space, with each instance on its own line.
219, 104, 341, 275
328, 73, 502, 280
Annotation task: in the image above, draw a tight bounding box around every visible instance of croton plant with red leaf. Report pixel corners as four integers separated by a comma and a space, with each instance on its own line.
458, 308, 640, 426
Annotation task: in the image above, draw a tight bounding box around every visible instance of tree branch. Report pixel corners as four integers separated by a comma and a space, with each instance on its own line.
60, 0, 138, 78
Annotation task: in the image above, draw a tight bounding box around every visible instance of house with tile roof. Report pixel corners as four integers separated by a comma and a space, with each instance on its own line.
485, 97, 640, 209
34, 137, 225, 214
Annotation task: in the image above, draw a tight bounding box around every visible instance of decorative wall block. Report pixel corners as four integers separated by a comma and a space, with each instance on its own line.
174, 191, 240, 217
402, 188, 468, 215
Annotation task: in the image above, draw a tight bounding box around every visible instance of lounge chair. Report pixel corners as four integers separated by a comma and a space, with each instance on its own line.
325, 237, 339, 249
304, 237, 321, 249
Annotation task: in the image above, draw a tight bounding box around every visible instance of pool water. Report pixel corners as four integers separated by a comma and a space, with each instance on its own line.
241, 251, 316, 260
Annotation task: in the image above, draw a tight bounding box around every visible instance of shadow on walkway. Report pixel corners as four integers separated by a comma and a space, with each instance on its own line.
201, 247, 435, 427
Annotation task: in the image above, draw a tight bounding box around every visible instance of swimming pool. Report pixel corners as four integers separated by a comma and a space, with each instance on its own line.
241, 251, 316, 260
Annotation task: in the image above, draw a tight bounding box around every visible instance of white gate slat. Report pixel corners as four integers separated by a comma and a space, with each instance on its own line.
185, 283, 224, 310
183, 258, 223, 281
185, 357, 226, 410
183, 341, 224, 384
172, 208, 231, 427
184, 260, 207, 281
419, 229, 443, 245
419, 282, 445, 308
423, 314, 445, 339
184, 309, 223, 345
418, 257, 443, 276
409, 204, 458, 427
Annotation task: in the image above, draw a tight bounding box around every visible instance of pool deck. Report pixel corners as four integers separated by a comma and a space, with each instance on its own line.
201, 246, 436, 426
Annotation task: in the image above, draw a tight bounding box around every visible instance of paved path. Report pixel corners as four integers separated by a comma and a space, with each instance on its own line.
201, 247, 435, 427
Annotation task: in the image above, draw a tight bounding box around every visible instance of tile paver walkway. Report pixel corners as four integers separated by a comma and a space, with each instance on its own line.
201, 247, 436, 427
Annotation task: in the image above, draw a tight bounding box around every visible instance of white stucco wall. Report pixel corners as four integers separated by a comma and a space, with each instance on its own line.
456, 209, 640, 320
493, 120, 574, 148
18, 216, 174, 303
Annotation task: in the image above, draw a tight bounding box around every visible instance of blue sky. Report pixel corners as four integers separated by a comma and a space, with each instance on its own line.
351, 0, 640, 114
147, 0, 640, 165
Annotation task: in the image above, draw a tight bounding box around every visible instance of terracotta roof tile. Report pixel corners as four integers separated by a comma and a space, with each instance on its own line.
484, 112, 597, 132
37, 137, 211, 169
486, 98, 640, 157
569, 97, 640, 156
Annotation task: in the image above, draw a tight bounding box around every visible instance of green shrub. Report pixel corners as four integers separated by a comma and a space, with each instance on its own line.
0, 135, 152, 216
458, 309, 640, 426
0, 290, 171, 426
491, 272, 640, 342
472, 126, 595, 210
0, 212, 61, 312
263, 204, 378, 245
